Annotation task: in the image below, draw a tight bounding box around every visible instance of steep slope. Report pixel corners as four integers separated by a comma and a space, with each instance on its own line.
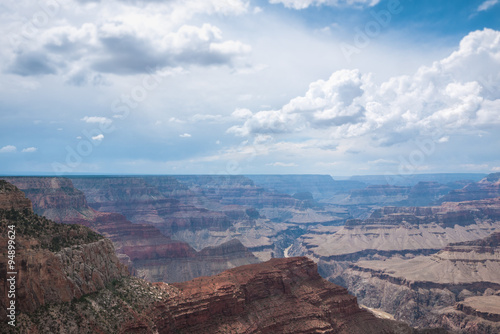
1, 177, 93, 223
340, 232, 500, 331
70, 176, 231, 233
2, 177, 260, 282
0, 181, 128, 318
439, 173, 500, 203
293, 197, 500, 263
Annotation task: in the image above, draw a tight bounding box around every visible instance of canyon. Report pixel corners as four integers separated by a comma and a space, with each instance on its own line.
2, 173, 500, 332
1, 177, 259, 283
0, 180, 436, 333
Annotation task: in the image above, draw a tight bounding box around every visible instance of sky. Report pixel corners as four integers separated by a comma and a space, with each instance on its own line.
0, 0, 500, 176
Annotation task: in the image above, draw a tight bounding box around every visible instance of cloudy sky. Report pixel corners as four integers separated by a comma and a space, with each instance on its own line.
1, 0, 500, 176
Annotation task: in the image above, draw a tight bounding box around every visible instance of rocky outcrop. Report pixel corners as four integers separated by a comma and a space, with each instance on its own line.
2, 256, 436, 334
1, 178, 260, 282
0, 180, 32, 211
439, 173, 500, 203
71, 176, 232, 234
151, 257, 412, 334
2, 177, 95, 223
0, 198, 127, 318
339, 231, 500, 329
455, 295, 500, 322
294, 198, 500, 262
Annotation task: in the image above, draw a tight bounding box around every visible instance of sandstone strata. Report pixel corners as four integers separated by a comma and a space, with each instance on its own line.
340, 232, 500, 331
0, 186, 127, 318
439, 173, 500, 203
2, 177, 260, 282
3, 255, 437, 334
0, 180, 32, 211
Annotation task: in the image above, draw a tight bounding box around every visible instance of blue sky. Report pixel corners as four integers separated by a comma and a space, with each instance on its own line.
1, 0, 500, 176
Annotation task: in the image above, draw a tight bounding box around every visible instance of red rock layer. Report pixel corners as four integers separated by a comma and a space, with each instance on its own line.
148, 257, 409, 334
1, 178, 259, 282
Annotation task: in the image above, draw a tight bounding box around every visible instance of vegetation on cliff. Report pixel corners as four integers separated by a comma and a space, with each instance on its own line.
0, 208, 102, 252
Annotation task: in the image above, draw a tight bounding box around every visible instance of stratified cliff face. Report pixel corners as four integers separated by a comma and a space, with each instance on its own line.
439, 173, 500, 203
0, 185, 127, 319
2, 177, 95, 223
0, 180, 33, 211
246, 174, 366, 200
3, 255, 432, 334
172, 175, 303, 209
152, 257, 419, 334
2, 177, 260, 282
340, 232, 500, 331
293, 197, 500, 263
71, 176, 231, 234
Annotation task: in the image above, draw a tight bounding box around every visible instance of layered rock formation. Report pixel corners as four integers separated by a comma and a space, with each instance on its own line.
2, 249, 438, 333
293, 198, 500, 263
0, 180, 32, 211
71, 176, 231, 234
2, 177, 260, 282
340, 232, 500, 331
246, 174, 366, 200
439, 173, 500, 203
0, 183, 127, 318
2, 177, 96, 223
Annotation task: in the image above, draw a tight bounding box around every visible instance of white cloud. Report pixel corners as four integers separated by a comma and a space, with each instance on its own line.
92, 134, 104, 141
228, 29, 500, 151
0, 145, 17, 153
438, 136, 449, 143
180, 133, 192, 138
21, 147, 37, 153
269, 0, 380, 10
478, 0, 499, 11
82, 116, 112, 125
4, 1, 252, 79
492, 167, 500, 172
231, 108, 253, 119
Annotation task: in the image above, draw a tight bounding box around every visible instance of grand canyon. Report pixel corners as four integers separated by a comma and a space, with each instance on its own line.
1, 172, 499, 333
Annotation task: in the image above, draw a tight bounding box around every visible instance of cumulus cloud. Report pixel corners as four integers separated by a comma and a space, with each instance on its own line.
21, 147, 37, 153
180, 133, 192, 138
6, 7, 252, 78
0, 145, 17, 153
81, 116, 113, 125
269, 0, 379, 10
228, 29, 500, 150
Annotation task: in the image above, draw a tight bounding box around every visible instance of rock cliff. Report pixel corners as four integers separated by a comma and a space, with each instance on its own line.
2, 177, 95, 223
293, 197, 500, 263
340, 231, 500, 331
0, 184, 127, 318
2, 254, 437, 334
70, 176, 231, 234
439, 173, 500, 203
0, 180, 32, 211
2, 177, 260, 282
